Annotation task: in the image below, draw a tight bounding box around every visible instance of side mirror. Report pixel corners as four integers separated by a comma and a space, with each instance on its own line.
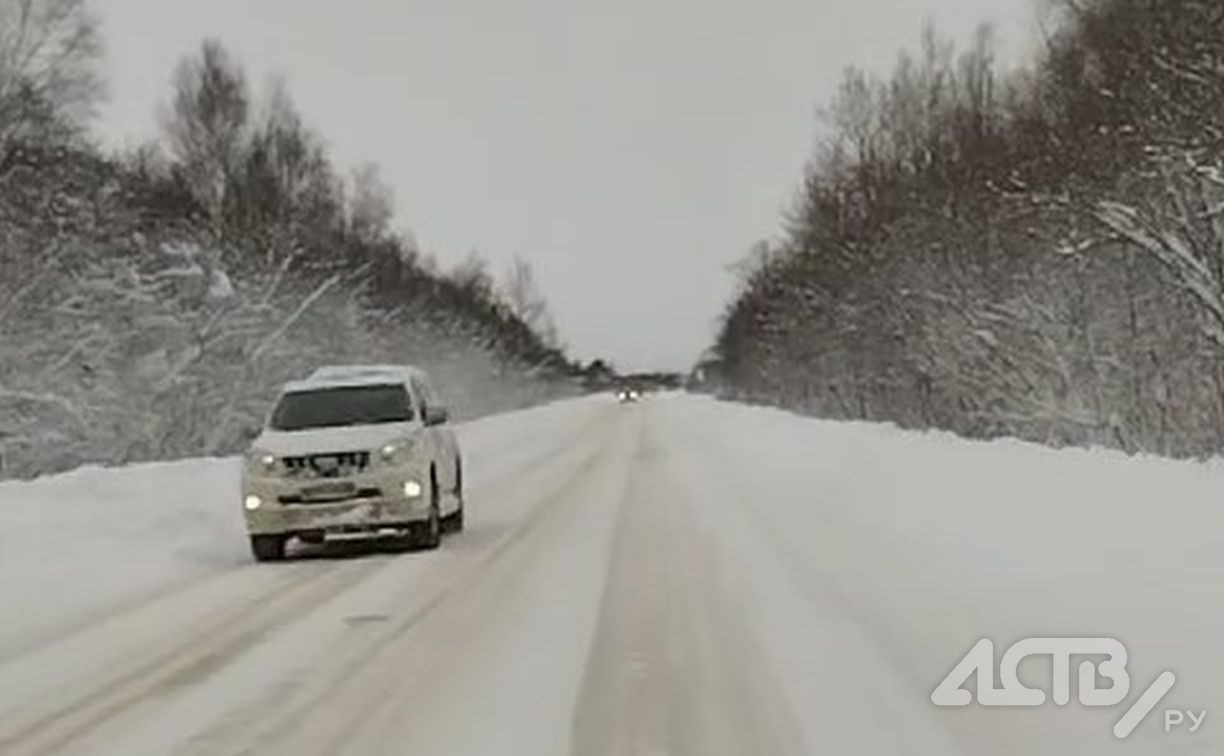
240, 424, 262, 442
424, 406, 450, 426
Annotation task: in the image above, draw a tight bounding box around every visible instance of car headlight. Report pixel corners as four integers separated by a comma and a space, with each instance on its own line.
403, 480, 423, 498
377, 437, 418, 465
244, 494, 263, 511
247, 450, 277, 473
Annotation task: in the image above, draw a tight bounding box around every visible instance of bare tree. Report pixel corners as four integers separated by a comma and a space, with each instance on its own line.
0, 0, 102, 142
500, 257, 559, 347
220, 77, 342, 264
348, 162, 394, 244
160, 39, 249, 225
451, 249, 494, 300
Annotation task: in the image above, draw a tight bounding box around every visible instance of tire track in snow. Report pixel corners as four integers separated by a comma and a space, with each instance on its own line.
0, 402, 615, 756
568, 414, 807, 756
662, 409, 986, 755
0, 562, 366, 756
175, 406, 626, 756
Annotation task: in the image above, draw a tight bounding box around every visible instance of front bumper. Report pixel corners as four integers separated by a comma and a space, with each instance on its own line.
242, 467, 430, 537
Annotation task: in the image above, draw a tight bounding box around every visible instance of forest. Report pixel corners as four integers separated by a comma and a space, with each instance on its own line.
0, 3, 575, 478
711, 0, 1224, 457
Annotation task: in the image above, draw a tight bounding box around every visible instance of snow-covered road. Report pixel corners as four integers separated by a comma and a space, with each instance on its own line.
0, 394, 1222, 755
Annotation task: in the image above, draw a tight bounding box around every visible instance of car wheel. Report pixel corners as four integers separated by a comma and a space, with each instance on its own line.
413, 482, 441, 550
446, 503, 465, 533
250, 535, 286, 562
444, 459, 465, 533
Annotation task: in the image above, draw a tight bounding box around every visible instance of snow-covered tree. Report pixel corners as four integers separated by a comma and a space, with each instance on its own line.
0, 0, 102, 143
500, 257, 559, 348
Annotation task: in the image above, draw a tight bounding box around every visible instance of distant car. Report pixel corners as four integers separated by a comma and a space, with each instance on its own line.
616, 387, 641, 403
241, 365, 463, 561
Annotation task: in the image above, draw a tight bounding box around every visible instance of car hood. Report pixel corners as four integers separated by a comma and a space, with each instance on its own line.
252, 422, 417, 456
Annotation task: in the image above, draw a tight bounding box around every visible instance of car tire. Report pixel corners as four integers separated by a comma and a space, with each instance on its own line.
250, 535, 286, 562
444, 459, 465, 533
413, 483, 441, 550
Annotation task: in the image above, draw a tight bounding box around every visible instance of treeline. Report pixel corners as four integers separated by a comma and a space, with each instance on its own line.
0, 3, 574, 478
710, 0, 1224, 456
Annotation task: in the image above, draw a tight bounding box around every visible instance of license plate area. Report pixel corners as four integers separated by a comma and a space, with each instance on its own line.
300, 481, 358, 502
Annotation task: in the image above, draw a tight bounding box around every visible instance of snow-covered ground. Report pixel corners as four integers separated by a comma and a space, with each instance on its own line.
0, 457, 248, 659
0, 393, 1220, 755
0, 397, 603, 662
655, 397, 1224, 754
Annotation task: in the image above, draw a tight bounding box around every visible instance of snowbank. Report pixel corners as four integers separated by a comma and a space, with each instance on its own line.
0, 457, 248, 659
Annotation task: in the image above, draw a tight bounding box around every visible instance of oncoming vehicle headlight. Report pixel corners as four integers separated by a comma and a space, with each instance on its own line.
403, 480, 423, 499
380, 443, 398, 461
244, 495, 263, 511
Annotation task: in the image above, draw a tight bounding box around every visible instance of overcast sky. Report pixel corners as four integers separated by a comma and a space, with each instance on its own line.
94, 0, 1039, 372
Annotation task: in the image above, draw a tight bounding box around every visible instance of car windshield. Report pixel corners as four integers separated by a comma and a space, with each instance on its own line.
269, 384, 412, 431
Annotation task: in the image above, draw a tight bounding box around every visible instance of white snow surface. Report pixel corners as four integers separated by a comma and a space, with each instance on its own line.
0, 393, 1221, 755
0, 456, 248, 658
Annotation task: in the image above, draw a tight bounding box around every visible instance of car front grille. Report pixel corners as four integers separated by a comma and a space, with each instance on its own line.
282, 451, 371, 478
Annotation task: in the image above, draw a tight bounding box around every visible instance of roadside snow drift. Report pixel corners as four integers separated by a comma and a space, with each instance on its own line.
0, 457, 247, 658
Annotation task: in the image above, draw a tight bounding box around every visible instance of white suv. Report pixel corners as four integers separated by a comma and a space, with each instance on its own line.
241, 365, 463, 561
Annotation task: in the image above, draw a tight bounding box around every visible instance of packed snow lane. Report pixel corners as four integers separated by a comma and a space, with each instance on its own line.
1, 393, 1222, 755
